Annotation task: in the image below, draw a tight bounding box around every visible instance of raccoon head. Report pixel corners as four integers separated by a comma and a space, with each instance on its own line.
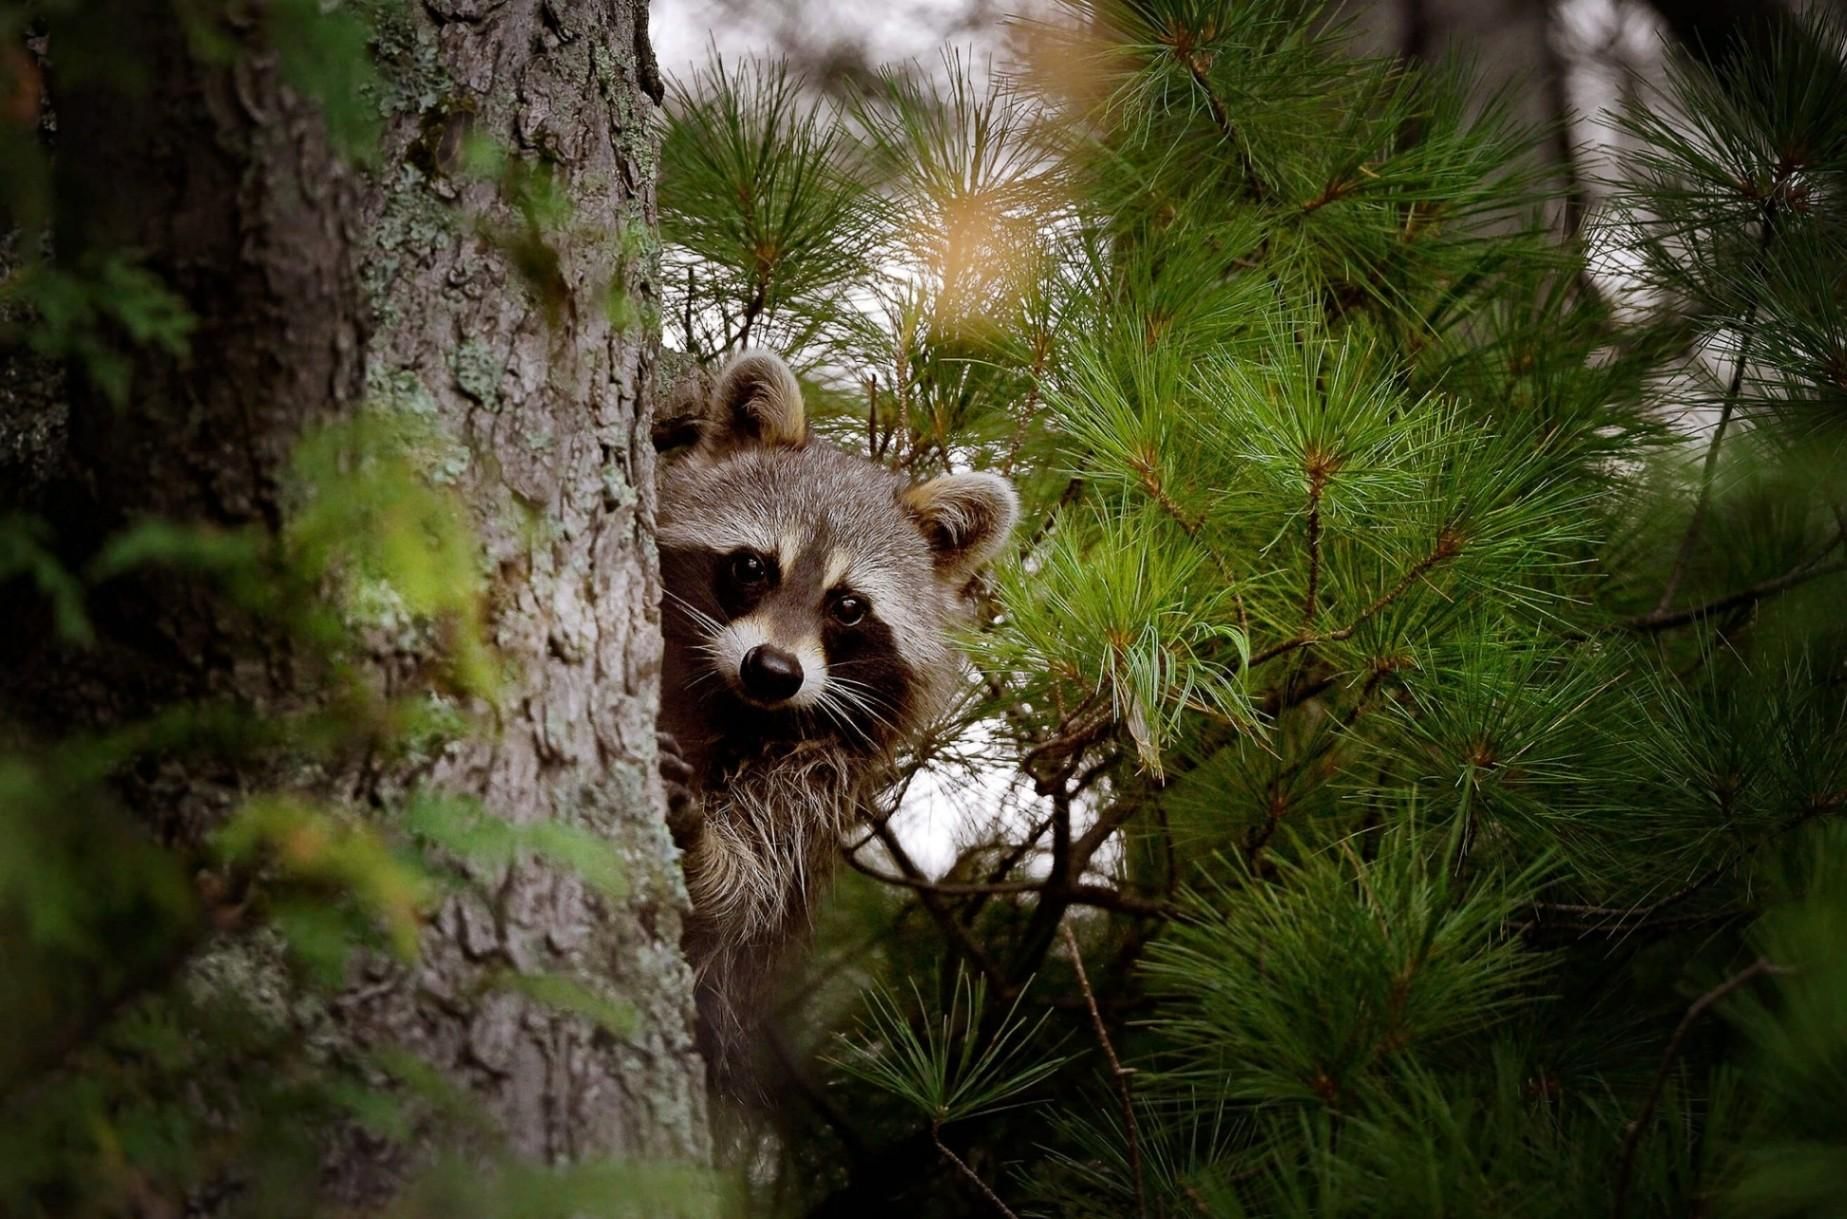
656, 351, 1018, 756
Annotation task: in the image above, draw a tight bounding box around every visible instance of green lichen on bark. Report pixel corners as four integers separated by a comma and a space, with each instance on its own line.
367, 365, 472, 484
363, 165, 456, 323
358, 0, 450, 118
451, 338, 505, 410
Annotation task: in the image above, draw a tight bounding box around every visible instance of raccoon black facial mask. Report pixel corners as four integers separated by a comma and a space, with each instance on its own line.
653, 349, 1017, 1087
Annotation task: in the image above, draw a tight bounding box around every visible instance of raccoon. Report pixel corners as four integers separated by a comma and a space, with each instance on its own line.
653, 350, 1017, 1079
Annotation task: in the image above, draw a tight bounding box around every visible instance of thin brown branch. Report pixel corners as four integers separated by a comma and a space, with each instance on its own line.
1611, 956, 1791, 1219
983, 811, 1057, 886
1252, 531, 1461, 668
1183, 55, 1269, 203
843, 852, 1171, 916
1021, 703, 1110, 792
865, 373, 882, 460
1061, 922, 1148, 1219
1026, 473, 1087, 552
894, 340, 915, 470
1655, 203, 1779, 613
1300, 177, 1358, 215
1127, 452, 1248, 590
934, 1121, 1021, 1219
1002, 333, 1050, 477
1538, 5, 1589, 243
1530, 869, 1719, 927
1302, 478, 1325, 626
1627, 554, 1847, 632
1520, 909, 1743, 940
738, 277, 768, 350
1132, 453, 1206, 536
864, 816, 1013, 997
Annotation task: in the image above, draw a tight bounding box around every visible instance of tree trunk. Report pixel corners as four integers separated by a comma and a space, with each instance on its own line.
10, 0, 708, 1200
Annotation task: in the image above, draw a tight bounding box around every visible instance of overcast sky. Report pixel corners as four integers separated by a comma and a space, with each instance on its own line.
650, 0, 1001, 79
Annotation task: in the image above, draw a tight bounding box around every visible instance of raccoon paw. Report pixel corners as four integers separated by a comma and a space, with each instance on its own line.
657, 732, 703, 848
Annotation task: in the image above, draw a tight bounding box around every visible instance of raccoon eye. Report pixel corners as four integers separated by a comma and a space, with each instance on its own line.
729, 551, 769, 586
830, 594, 868, 627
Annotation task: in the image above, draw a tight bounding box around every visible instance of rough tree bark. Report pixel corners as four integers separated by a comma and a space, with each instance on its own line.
6, 0, 708, 1200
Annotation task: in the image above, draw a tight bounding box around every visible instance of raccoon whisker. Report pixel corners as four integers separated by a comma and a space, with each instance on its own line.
662, 589, 726, 635
824, 673, 897, 699
827, 691, 898, 732
809, 687, 859, 732
813, 688, 880, 747
667, 605, 723, 636
823, 675, 902, 718
824, 658, 903, 673
824, 680, 898, 723
820, 682, 900, 737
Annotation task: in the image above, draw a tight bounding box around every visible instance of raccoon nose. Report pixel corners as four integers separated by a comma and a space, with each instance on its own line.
740, 644, 804, 703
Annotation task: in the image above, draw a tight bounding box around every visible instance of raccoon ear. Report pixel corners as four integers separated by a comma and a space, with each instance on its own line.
705, 350, 807, 453
901, 471, 1019, 582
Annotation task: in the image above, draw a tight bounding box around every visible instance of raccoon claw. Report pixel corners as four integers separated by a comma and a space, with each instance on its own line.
657, 732, 703, 848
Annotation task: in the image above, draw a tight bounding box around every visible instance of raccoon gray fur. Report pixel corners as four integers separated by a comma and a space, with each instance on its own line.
653, 350, 1017, 1082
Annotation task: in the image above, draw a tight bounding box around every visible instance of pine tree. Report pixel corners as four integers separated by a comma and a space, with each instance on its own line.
658, 2, 1847, 1215
2, 1, 715, 1214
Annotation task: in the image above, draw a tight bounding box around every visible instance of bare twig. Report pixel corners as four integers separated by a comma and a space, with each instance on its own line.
933, 1121, 1021, 1219
1251, 530, 1462, 668
1183, 55, 1269, 203
864, 816, 1014, 997
1026, 473, 1087, 551
1302, 480, 1324, 626
865, 373, 881, 460
1002, 333, 1050, 477
843, 851, 1171, 917
1611, 956, 1791, 1219
1627, 551, 1846, 632
1537, 4, 1589, 243
1655, 203, 1779, 613
1061, 922, 1148, 1219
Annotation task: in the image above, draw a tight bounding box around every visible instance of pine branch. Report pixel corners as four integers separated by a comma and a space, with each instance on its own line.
1251, 529, 1463, 668
1184, 55, 1269, 203
1061, 922, 1147, 1219
863, 815, 1014, 997
1654, 201, 1780, 613
1611, 956, 1792, 1219
933, 1120, 1020, 1219
1002, 333, 1050, 477
1301, 476, 1325, 626
1625, 554, 1839, 627
865, 373, 881, 459
842, 851, 1171, 917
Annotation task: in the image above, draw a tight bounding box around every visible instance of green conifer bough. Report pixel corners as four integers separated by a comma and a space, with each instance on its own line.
660, 1, 1847, 1214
